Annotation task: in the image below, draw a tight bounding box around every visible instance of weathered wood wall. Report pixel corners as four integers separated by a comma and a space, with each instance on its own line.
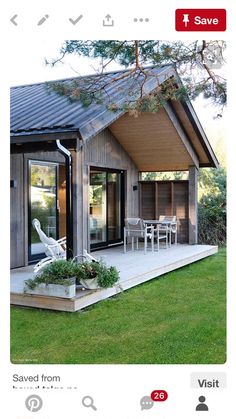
10, 154, 25, 268
79, 128, 139, 252
188, 166, 198, 244
139, 181, 189, 243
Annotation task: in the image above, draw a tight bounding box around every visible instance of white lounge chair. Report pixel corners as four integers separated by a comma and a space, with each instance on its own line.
32, 219, 67, 272
32, 219, 98, 272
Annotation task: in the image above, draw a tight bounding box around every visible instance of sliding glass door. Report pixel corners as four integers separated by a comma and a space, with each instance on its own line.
89, 168, 124, 249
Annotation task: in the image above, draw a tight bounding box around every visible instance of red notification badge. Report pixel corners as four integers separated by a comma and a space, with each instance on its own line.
151, 390, 168, 402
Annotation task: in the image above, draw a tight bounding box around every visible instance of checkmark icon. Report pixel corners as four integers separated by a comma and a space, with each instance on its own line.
69, 15, 83, 25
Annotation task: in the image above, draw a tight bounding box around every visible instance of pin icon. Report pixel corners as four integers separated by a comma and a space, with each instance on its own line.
183, 14, 189, 27
25, 395, 43, 412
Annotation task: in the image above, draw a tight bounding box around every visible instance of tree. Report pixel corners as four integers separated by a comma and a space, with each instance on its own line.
46, 40, 226, 245
198, 166, 226, 245
141, 171, 188, 181
47, 40, 226, 115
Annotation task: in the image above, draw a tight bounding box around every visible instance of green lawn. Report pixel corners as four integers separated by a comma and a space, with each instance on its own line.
11, 248, 226, 364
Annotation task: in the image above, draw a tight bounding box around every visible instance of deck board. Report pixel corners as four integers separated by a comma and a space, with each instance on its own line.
10, 244, 218, 312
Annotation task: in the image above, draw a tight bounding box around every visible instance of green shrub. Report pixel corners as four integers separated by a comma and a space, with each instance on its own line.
97, 264, 119, 288
75, 261, 99, 281
25, 260, 77, 290
198, 205, 226, 246
198, 167, 226, 246
25, 259, 120, 290
75, 261, 119, 288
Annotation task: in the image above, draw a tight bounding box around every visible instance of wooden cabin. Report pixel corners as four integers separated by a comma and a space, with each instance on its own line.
10, 65, 218, 269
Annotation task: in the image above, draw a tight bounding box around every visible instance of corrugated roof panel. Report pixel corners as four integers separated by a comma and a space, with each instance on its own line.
10, 65, 174, 139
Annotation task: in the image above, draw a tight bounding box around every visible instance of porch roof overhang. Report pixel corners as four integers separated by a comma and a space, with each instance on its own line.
10, 65, 219, 169
109, 99, 219, 171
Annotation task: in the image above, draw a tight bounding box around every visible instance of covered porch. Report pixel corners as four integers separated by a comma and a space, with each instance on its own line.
10, 243, 218, 312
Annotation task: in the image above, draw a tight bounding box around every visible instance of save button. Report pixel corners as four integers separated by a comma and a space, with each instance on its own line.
175, 9, 226, 31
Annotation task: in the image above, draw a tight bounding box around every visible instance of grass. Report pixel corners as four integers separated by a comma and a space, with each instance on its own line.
11, 248, 226, 364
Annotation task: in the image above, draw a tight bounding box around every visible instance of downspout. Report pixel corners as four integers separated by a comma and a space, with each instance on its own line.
56, 139, 73, 259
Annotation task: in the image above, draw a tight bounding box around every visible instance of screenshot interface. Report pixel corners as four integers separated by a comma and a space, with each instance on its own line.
1, 0, 235, 418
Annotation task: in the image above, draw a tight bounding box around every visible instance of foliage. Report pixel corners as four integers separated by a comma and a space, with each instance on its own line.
31, 205, 56, 243
96, 264, 120, 289
31, 165, 55, 187
25, 260, 77, 289
30, 163, 57, 243
89, 173, 105, 205
76, 261, 119, 288
141, 171, 188, 181
25, 259, 120, 290
46, 40, 226, 115
198, 167, 226, 245
12, 249, 226, 364
76, 261, 99, 280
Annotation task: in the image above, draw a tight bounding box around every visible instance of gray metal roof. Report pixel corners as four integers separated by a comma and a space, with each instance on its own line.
10, 65, 175, 141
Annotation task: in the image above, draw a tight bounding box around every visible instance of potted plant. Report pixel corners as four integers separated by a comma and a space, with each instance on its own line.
24, 259, 77, 299
76, 261, 119, 290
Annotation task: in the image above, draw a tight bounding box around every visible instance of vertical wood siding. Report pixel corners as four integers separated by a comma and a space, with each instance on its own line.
83, 128, 139, 250
139, 181, 189, 243
10, 154, 25, 268
188, 166, 198, 244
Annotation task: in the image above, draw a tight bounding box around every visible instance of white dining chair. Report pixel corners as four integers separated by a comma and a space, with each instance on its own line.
124, 218, 154, 254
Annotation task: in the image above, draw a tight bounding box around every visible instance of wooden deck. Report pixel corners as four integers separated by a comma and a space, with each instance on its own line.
10, 244, 218, 312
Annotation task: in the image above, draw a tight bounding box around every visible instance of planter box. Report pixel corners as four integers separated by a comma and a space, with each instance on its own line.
24, 279, 76, 299
80, 277, 101, 290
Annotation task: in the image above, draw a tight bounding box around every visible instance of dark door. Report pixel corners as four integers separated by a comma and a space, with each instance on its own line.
89, 168, 124, 249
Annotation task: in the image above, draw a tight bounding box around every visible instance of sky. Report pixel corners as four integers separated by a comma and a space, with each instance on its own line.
10, 40, 110, 85
9, 39, 226, 158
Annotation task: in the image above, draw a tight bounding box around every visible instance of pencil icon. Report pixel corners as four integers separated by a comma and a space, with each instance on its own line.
37, 14, 49, 26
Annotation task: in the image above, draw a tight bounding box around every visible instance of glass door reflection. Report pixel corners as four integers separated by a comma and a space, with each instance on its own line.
89, 171, 107, 246
29, 161, 58, 260
89, 169, 123, 249
107, 172, 121, 242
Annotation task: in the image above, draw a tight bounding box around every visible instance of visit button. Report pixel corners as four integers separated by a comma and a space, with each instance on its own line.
175, 9, 226, 31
